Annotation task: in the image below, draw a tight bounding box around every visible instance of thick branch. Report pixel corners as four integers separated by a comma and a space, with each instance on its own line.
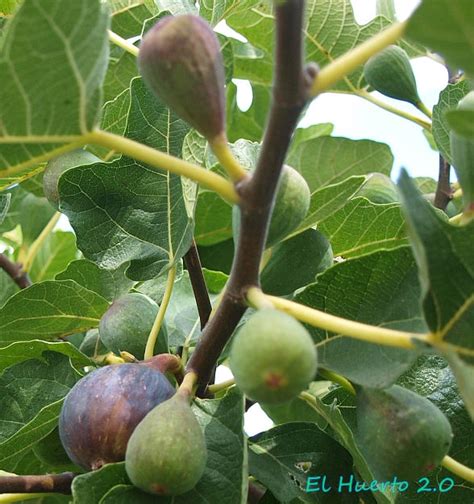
434, 155, 452, 211
0, 473, 75, 494
184, 240, 212, 329
186, 0, 313, 391
0, 254, 31, 289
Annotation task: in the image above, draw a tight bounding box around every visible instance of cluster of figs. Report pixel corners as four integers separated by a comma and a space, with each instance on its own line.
52, 13, 456, 498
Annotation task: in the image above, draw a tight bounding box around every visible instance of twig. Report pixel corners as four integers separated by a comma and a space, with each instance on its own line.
186, 0, 313, 393
108, 30, 139, 57
184, 240, 212, 329
0, 254, 31, 289
442, 455, 474, 483
0, 472, 75, 494
434, 156, 452, 211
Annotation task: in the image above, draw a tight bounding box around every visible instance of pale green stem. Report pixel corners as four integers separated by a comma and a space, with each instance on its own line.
144, 265, 177, 360
0, 494, 55, 503
22, 212, 61, 272
356, 90, 432, 130
442, 455, 474, 483
178, 371, 198, 399
208, 378, 236, 394
318, 369, 356, 395
209, 134, 248, 182
108, 30, 139, 57
246, 286, 275, 310
311, 22, 407, 96
180, 317, 200, 367
449, 213, 463, 225
247, 287, 428, 350
88, 130, 239, 204
416, 101, 433, 119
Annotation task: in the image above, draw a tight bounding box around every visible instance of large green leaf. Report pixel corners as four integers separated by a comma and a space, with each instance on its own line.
72, 388, 246, 504
249, 422, 357, 503
0, 352, 82, 471
0, 269, 19, 308
407, 0, 474, 75
398, 171, 474, 353
59, 78, 194, 281
295, 247, 425, 387
0, 0, 109, 188
0, 280, 110, 344
432, 80, 470, 164
110, 0, 158, 38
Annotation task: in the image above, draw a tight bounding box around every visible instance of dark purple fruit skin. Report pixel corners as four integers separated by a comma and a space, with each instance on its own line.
138, 15, 225, 142
59, 364, 175, 470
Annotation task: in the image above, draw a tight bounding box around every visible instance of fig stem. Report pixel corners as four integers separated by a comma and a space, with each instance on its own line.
356, 90, 432, 130
209, 134, 248, 182
144, 265, 177, 360
416, 100, 433, 119
311, 21, 407, 97
247, 287, 428, 350
207, 378, 235, 394
87, 130, 239, 204
0, 494, 56, 503
22, 212, 61, 273
318, 369, 356, 395
441, 455, 474, 483
108, 29, 139, 57
246, 286, 275, 310
178, 371, 198, 398
0, 254, 31, 289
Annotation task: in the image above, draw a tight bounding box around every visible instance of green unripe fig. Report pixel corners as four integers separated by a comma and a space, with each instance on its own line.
233, 165, 311, 248
43, 149, 100, 208
78, 328, 108, 357
356, 173, 399, 204
99, 293, 168, 359
356, 385, 453, 481
138, 15, 225, 143
364, 45, 420, 106
33, 428, 73, 468
422, 192, 458, 217
450, 91, 474, 213
125, 392, 207, 496
229, 308, 317, 404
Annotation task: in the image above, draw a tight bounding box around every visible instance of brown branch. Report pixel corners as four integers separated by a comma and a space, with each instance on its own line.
0, 254, 31, 289
186, 0, 315, 392
184, 239, 212, 329
0, 472, 76, 494
434, 155, 452, 210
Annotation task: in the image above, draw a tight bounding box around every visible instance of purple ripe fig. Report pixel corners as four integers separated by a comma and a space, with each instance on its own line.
59, 363, 175, 470
138, 14, 226, 143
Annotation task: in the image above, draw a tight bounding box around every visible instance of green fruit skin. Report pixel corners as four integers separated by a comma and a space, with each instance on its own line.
138, 15, 225, 142
229, 308, 317, 404
233, 165, 311, 249
125, 394, 207, 496
33, 428, 74, 468
99, 293, 168, 359
364, 45, 420, 105
356, 385, 453, 481
356, 173, 399, 204
457, 91, 474, 111
78, 328, 108, 357
43, 150, 100, 208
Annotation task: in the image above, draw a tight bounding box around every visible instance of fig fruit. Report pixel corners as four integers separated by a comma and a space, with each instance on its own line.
138, 15, 225, 143
78, 328, 108, 357
229, 308, 317, 404
356, 173, 399, 204
43, 149, 100, 208
126, 392, 207, 496
450, 91, 474, 213
59, 363, 175, 470
356, 385, 453, 481
99, 293, 168, 359
233, 165, 311, 248
364, 45, 420, 106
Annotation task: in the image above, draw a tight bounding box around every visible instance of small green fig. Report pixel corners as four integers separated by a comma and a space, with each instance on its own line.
78, 328, 108, 357
364, 45, 420, 106
356, 173, 399, 204
138, 15, 225, 143
43, 149, 100, 208
99, 293, 168, 359
125, 392, 207, 496
233, 165, 311, 248
356, 385, 453, 481
229, 308, 317, 404
450, 91, 474, 213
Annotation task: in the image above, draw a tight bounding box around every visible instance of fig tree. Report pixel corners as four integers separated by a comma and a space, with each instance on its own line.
229, 308, 317, 404
59, 363, 175, 470
364, 45, 420, 106
99, 292, 168, 359
125, 392, 207, 496
43, 149, 100, 209
356, 385, 453, 480
138, 14, 225, 143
